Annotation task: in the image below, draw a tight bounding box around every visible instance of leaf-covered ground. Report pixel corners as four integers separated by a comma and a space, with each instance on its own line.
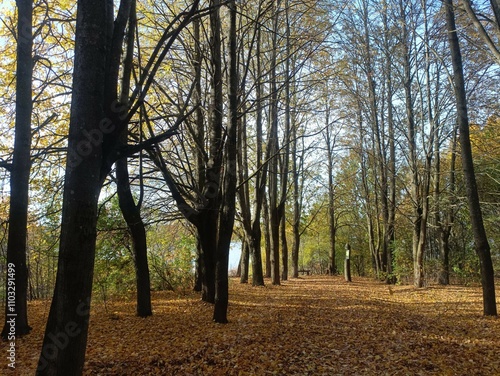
3, 276, 500, 375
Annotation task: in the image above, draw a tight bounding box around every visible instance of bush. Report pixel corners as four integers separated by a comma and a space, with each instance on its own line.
392, 241, 413, 285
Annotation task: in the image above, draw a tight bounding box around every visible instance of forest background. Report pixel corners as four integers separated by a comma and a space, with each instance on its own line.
0, 0, 499, 373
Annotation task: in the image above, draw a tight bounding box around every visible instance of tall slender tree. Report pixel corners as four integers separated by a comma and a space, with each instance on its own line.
444, 0, 497, 316
213, 0, 239, 323
1, 0, 34, 339
268, 0, 282, 286
115, 0, 152, 318
36, 0, 200, 372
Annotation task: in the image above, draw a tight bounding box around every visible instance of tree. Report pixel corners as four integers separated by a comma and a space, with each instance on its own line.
115, 0, 152, 318
235, 1, 266, 286
459, 0, 500, 65
324, 92, 340, 276
268, 0, 282, 286
1, 0, 34, 339
36, 0, 200, 373
444, 0, 497, 316
213, 0, 239, 323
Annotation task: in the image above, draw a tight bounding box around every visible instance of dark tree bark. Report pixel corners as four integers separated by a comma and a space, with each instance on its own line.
115, 0, 152, 318
36, 1, 113, 373
194, 238, 203, 292
279, 0, 291, 282
213, 0, 239, 323
239, 240, 249, 283
362, 0, 388, 276
263, 193, 272, 278
344, 244, 352, 282
280, 215, 288, 281
198, 219, 217, 303
444, 0, 497, 316
490, 0, 500, 25
116, 156, 152, 317
192, 21, 204, 295
1, 0, 33, 340
325, 106, 336, 276
37, 0, 199, 372
200, 0, 224, 305
397, 0, 423, 288
250, 20, 266, 286
382, 0, 396, 282
235, 3, 265, 287
356, 97, 380, 277
438, 128, 457, 285
268, 0, 282, 286
237, 103, 250, 284
290, 116, 301, 278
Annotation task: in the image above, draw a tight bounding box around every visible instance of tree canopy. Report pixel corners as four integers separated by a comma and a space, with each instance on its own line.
0, 0, 498, 373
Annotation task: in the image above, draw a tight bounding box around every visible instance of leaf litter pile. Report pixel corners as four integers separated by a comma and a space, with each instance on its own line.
3, 276, 500, 375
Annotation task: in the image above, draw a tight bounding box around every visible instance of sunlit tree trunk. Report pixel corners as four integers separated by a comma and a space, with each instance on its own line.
237, 105, 250, 284
192, 17, 205, 294
438, 128, 457, 285
279, 0, 291, 281
239, 239, 250, 284
397, 0, 424, 288
382, 0, 397, 281
444, 0, 497, 316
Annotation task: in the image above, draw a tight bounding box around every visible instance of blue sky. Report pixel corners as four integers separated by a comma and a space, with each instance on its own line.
229, 243, 241, 271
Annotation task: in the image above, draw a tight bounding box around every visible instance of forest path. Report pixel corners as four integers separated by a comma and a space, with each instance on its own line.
4, 276, 500, 375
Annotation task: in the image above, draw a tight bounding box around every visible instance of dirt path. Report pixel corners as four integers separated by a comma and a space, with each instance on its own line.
3, 276, 500, 375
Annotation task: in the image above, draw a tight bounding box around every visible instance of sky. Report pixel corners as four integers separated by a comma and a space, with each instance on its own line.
229, 243, 241, 271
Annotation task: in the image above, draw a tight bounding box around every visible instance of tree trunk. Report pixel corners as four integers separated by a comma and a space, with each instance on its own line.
198, 219, 217, 303
345, 244, 352, 282
115, 0, 151, 318
236, 13, 266, 286
240, 240, 249, 283
213, 0, 238, 323
116, 155, 152, 317
249, 228, 265, 285
445, 0, 497, 316
250, 22, 266, 287
291, 116, 300, 278
280, 215, 288, 281
268, 0, 282, 286
279, 0, 291, 282
1, 0, 33, 340
382, 0, 396, 281
194, 240, 203, 292
490, 0, 500, 26
397, 0, 423, 288
357, 100, 381, 278
325, 107, 336, 276
36, 1, 111, 373
263, 195, 272, 278
198, 0, 225, 306
438, 128, 457, 285
363, 0, 389, 276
